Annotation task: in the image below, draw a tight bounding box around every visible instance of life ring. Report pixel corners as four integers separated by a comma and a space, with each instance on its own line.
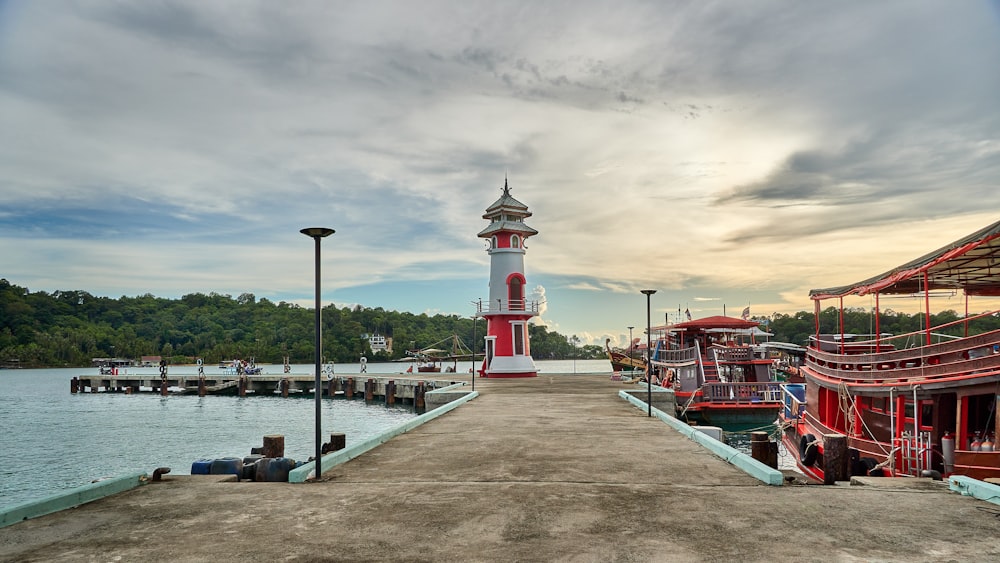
799, 434, 819, 467
196, 358, 203, 366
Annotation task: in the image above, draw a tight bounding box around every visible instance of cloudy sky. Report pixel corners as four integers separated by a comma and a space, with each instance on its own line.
3, 1, 1000, 347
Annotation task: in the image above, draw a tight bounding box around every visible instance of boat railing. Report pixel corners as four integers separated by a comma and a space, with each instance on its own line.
700, 381, 782, 404
805, 328, 1000, 382
712, 346, 756, 363
474, 298, 540, 315
654, 346, 699, 365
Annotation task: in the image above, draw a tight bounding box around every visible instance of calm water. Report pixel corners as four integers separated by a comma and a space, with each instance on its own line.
0, 359, 612, 510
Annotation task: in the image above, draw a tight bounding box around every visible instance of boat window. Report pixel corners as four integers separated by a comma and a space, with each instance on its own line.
920, 403, 933, 429
870, 397, 885, 412
903, 402, 914, 420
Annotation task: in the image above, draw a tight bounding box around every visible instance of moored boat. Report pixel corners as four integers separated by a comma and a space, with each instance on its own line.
781, 219, 1000, 482
650, 316, 783, 431
605, 338, 647, 375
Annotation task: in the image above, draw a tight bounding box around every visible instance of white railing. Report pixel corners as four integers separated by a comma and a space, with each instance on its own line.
475, 298, 540, 315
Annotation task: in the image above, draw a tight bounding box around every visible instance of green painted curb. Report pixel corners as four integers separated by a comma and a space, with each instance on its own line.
1, 472, 148, 529
949, 475, 1000, 505
289, 387, 479, 482
619, 390, 783, 486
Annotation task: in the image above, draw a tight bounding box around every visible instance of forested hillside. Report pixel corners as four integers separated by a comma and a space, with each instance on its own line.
5, 278, 999, 368
0, 279, 602, 367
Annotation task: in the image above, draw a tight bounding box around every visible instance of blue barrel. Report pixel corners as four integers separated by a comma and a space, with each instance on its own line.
190, 459, 213, 475
255, 457, 296, 482
209, 457, 243, 477
243, 454, 264, 465
783, 383, 806, 419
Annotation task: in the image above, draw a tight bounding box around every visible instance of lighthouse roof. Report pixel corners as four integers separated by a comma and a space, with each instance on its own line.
483, 178, 532, 219
478, 178, 537, 238
477, 220, 539, 238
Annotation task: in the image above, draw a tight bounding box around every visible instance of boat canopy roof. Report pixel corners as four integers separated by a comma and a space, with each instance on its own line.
810, 218, 1000, 300
651, 315, 758, 332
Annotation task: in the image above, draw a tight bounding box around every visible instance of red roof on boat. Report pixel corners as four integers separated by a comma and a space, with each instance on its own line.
810, 218, 1000, 300
655, 315, 758, 331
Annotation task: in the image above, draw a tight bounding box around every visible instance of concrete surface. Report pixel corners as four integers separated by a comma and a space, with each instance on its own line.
2, 374, 999, 562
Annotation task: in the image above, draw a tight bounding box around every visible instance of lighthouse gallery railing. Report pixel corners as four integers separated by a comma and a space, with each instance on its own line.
475, 298, 540, 315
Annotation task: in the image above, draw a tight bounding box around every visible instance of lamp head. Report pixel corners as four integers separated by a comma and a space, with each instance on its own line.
300, 227, 335, 238
640, 289, 657, 296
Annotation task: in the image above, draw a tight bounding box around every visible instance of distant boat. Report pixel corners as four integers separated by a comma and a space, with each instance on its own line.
781, 218, 1000, 481
605, 339, 646, 374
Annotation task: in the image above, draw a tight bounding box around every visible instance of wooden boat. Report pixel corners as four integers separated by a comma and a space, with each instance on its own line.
781, 219, 1000, 482
650, 316, 783, 431
605, 338, 646, 374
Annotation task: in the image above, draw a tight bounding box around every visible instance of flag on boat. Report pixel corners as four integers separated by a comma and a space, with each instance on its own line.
741, 306, 750, 320
684, 308, 692, 321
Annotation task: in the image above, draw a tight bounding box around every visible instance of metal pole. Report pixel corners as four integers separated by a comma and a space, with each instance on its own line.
627, 326, 634, 364
641, 290, 657, 417
301, 227, 334, 481
471, 313, 476, 392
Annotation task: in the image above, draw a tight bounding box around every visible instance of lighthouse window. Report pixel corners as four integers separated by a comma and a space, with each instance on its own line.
491, 236, 498, 249
511, 235, 520, 248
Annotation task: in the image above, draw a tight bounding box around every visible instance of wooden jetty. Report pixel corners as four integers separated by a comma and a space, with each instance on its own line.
70, 373, 460, 408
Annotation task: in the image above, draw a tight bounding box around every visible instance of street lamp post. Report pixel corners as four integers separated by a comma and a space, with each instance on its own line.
640, 290, 657, 417
301, 227, 335, 480
471, 313, 477, 392
627, 326, 634, 365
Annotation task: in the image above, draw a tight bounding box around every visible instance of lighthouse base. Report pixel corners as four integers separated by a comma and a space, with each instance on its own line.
484, 356, 538, 378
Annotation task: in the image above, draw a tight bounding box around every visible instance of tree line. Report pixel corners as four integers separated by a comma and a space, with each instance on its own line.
0, 279, 605, 368
6, 278, 997, 368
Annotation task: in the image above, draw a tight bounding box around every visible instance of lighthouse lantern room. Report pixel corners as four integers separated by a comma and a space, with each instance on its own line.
476, 179, 539, 378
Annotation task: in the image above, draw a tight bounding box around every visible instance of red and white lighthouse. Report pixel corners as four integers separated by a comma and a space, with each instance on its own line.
476, 179, 539, 378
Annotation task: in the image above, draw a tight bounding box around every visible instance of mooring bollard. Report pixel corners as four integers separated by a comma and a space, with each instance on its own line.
280, 378, 289, 398
263, 434, 285, 458
415, 382, 426, 409
70, 377, 79, 394
823, 433, 849, 484
386, 380, 396, 405
330, 432, 346, 451
750, 431, 778, 469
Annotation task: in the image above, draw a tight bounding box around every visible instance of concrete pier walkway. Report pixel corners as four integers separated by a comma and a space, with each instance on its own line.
2, 375, 999, 562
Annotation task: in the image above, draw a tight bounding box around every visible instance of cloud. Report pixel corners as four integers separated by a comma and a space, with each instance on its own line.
3, 1, 1000, 347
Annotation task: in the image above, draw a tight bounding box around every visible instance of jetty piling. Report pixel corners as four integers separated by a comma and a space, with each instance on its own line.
750, 431, 778, 469
823, 433, 849, 484
262, 435, 285, 458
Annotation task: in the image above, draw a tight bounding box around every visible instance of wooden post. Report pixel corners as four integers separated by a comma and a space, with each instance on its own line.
239, 376, 247, 397
160, 379, 168, 396
327, 377, 337, 397
70, 377, 79, 394
823, 433, 849, 484
198, 376, 206, 397
262, 435, 285, 458
281, 378, 289, 398
415, 382, 425, 410
329, 432, 346, 451
345, 377, 354, 399
91, 379, 98, 393
386, 380, 396, 405
750, 432, 777, 468
365, 378, 374, 401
